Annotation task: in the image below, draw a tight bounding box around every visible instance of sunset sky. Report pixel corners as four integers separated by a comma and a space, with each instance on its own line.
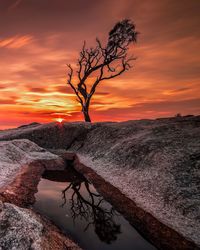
0, 0, 200, 129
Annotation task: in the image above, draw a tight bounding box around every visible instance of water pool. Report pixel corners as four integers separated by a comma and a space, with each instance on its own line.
33, 168, 156, 250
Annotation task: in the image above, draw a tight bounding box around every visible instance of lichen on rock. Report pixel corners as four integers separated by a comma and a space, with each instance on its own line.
0, 201, 81, 250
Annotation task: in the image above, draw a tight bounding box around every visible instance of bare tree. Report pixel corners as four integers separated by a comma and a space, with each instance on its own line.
67, 19, 138, 122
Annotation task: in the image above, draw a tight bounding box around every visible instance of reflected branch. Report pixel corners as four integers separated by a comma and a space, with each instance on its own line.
62, 180, 121, 244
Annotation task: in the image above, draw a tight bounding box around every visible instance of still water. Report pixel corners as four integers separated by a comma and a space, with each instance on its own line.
33, 168, 156, 250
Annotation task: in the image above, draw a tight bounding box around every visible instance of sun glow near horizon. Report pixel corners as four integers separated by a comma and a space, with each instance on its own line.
0, 0, 199, 129
55, 118, 64, 123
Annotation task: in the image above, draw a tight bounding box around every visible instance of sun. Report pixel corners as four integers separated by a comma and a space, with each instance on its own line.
56, 118, 63, 123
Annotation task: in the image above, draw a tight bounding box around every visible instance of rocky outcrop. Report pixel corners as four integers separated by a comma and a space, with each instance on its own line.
0, 139, 81, 249
0, 201, 81, 250
0, 116, 200, 248
68, 153, 198, 250
0, 122, 92, 149
0, 139, 64, 189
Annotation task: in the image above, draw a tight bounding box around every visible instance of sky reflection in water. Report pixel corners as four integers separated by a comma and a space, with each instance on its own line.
34, 169, 156, 250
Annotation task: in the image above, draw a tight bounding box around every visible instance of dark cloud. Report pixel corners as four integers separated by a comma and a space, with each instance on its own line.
107, 98, 200, 115
95, 91, 110, 96
170, 88, 192, 93
55, 86, 110, 96
55, 85, 69, 94
28, 87, 47, 93
130, 98, 200, 111
0, 0, 117, 38
92, 101, 114, 105
89, 98, 200, 121
1, 0, 198, 41
0, 99, 17, 104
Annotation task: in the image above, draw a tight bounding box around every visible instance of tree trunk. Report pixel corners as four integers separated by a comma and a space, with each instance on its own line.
83, 109, 91, 122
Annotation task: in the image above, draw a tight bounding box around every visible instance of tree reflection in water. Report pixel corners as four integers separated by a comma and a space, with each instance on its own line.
61, 179, 121, 244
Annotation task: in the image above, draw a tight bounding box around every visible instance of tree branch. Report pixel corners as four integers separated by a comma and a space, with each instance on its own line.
66, 64, 83, 105
66, 19, 138, 122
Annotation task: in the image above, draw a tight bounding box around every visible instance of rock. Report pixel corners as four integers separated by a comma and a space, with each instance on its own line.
76, 117, 200, 247
0, 115, 200, 247
0, 201, 81, 250
17, 122, 41, 129
0, 122, 92, 149
0, 140, 81, 249
0, 139, 64, 189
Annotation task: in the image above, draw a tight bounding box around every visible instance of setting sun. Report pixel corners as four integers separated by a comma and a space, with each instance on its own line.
56, 118, 63, 123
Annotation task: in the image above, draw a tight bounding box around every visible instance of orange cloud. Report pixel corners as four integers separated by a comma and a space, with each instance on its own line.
0, 35, 33, 49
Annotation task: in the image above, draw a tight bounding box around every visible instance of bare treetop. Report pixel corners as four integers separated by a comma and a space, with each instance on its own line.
107, 19, 137, 54
67, 19, 138, 122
